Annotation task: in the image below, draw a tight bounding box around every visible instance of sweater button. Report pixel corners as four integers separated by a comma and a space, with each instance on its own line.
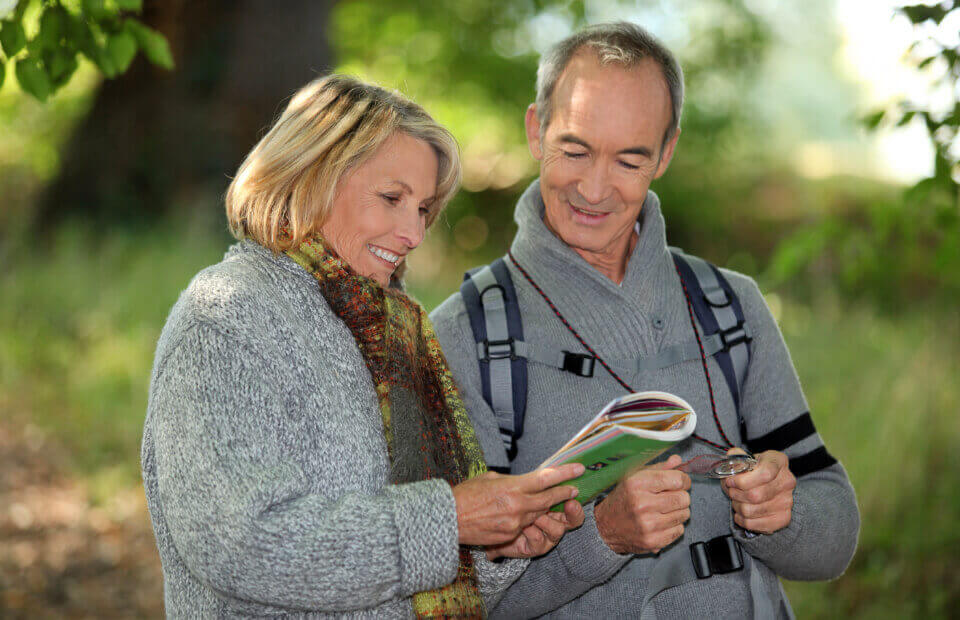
653, 317, 665, 330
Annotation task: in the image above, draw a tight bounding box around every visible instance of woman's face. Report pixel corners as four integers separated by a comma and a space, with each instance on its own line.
320, 132, 439, 287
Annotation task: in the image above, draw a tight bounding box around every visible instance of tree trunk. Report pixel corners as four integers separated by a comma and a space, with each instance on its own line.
36, 0, 335, 230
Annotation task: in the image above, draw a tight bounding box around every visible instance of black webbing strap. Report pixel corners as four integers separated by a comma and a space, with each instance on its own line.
789, 446, 838, 477
746, 412, 816, 453
746, 412, 838, 477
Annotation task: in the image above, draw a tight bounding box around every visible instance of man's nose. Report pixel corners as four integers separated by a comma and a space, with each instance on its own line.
577, 162, 611, 205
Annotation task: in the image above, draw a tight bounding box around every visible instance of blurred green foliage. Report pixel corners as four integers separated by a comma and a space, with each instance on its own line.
0, 0, 171, 101
769, 1, 960, 311
331, 0, 776, 272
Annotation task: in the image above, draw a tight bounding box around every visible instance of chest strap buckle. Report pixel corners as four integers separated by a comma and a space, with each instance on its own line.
561, 352, 595, 377
690, 534, 744, 579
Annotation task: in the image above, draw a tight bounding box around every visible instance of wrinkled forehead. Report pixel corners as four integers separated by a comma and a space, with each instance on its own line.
549, 53, 672, 145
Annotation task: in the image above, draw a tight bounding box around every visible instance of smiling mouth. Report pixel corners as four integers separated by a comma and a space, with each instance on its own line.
570, 203, 608, 218
367, 244, 402, 265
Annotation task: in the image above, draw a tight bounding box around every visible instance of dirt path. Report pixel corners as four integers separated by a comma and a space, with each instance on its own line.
0, 423, 163, 619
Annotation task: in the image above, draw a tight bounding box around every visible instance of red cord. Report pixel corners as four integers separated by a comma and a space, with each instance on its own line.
507, 250, 732, 452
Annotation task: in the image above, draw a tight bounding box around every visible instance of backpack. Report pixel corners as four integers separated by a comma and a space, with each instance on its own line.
459, 248, 752, 465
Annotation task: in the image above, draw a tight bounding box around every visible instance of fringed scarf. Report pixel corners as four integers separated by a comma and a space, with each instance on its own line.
285, 234, 487, 619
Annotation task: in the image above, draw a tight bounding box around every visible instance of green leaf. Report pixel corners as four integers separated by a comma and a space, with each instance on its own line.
15, 56, 52, 101
39, 6, 69, 47
126, 19, 172, 69
898, 5, 950, 25
861, 109, 886, 130
896, 110, 916, 127
66, 13, 99, 61
106, 27, 136, 73
115, 0, 143, 11
82, 0, 111, 20
44, 47, 77, 85
0, 60, 5, 90
0, 19, 26, 56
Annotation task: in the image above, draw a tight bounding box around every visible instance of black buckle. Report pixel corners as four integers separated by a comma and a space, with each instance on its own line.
719, 321, 751, 350
690, 534, 744, 579
480, 338, 516, 361
561, 352, 595, 377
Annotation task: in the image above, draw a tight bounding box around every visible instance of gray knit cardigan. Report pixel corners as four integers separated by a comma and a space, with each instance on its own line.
430, 180, 860, 619
141, 240, 525, 618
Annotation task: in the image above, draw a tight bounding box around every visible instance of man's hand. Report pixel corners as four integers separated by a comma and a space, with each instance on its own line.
486, 499, 585, 560
594, 454, 691, 555
722, 448, 796, 534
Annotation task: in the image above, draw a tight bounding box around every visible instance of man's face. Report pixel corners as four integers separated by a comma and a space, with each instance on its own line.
525, 53, 678, 269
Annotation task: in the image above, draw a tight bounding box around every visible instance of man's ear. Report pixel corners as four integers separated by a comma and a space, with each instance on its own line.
525, 104, 544, 161
654, 128, 681, 179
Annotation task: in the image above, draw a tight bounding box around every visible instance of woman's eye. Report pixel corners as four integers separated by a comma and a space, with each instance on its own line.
419, 206, 430, 216
381, 193, 400, 204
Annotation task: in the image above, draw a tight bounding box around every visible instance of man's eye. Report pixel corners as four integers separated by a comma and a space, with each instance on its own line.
563, 151, 587, 159
619, 160, 640, 171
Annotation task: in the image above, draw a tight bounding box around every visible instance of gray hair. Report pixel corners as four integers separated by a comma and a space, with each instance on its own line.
535, 21, 684, 149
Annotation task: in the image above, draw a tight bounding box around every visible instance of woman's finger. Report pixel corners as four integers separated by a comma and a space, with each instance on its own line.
530, 484, 580, 513
525, 463, 586, 491
532, 513, 566, 543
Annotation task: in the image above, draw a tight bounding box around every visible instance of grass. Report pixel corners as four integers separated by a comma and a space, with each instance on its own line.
1, 221, 957, 616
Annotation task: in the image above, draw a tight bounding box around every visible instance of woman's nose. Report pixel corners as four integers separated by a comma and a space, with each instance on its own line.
395, 206, 425, 249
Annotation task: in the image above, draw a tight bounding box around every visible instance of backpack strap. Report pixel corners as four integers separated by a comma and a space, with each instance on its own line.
670, 248, 752, 441
460, 257, 527, 462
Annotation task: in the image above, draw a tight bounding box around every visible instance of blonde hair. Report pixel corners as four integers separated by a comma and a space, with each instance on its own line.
226, 74, 461, 252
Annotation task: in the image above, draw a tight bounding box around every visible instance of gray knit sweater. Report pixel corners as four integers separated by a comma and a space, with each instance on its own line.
430, 180, 860, 619
141, 240, 525, 618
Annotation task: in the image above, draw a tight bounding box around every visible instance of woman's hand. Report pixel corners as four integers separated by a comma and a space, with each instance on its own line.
452, 464, 585, 548
484, 499, 585, 560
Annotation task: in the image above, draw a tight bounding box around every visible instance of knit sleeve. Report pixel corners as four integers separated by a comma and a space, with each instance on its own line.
149, 321, 460, 612
724, 273, 860, 580
431, 296, 632, 617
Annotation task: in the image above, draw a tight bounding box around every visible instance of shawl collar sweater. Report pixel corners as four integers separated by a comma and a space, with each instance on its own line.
430, 180, 859, 619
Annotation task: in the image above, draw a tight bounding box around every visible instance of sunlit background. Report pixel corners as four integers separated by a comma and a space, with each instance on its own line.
0, 0, 957, 617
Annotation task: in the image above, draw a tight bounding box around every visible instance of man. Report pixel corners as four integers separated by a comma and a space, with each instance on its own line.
430, 22, 859, 619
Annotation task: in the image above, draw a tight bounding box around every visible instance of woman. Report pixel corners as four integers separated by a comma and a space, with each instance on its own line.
141, 74, 584, 618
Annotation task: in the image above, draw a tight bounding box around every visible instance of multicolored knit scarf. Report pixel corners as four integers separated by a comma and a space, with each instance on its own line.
285, 234, 487, 619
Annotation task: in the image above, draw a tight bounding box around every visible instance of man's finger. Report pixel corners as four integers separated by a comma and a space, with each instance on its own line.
646, 454, 683, 470
641, 469, 690, 493
724, 480, 778, 504
726, 452, 783, 490
724, 468, 794, 504
656, 489, 691, 514
733, 511, 791, 535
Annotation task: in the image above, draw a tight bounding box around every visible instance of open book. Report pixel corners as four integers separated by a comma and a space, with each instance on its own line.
539, 391, 697, 510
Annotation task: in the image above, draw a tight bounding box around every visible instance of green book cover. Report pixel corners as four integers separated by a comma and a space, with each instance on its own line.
541, 391, 697, 511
